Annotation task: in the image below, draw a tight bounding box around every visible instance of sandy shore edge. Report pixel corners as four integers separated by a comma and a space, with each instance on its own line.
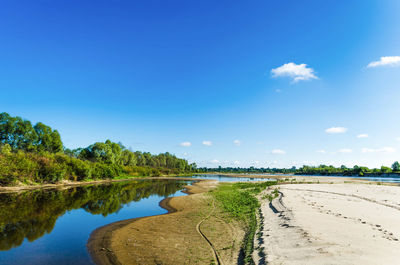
86, 180, 210, 265
255, 181, 400, 265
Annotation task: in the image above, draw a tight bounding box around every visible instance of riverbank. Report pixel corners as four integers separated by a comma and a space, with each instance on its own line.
0, 175, 196, 194
88, 180, 246, 265
255, 181, 400, 264
3, 172, 395, 194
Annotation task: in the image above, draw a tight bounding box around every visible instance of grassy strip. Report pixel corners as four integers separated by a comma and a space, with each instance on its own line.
210, 181, 277, 265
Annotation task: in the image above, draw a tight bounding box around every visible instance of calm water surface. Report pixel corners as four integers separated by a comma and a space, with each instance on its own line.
188, 174, 400, 183
0, 179, 191, 265
186, 174, 276, 182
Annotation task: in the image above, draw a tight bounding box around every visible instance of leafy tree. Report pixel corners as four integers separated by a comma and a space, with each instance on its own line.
0, 113, 38, 151
120, 149, 137, 166
381, 166, 392, 174
391, 161, 400, 172
34, 122, 63, 153
79, 141, 116, 163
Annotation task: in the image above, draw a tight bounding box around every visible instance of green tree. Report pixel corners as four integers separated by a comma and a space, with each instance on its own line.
34, 122, 63, 153
120, 149, 137, 166
0, 113, 38, 151
381, 166, 392, 174
391, 161, 400, 172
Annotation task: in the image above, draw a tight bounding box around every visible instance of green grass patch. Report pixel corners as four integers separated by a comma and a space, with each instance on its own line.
210, 181, 277, 265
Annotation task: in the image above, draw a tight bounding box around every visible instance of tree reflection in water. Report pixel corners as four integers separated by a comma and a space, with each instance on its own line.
0, 179, 188, 251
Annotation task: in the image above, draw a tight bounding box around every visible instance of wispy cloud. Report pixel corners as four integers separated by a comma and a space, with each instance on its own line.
338, 148, 353, 153
325, 127, 347, 134
362, 147, 396, 153
271, 62, 318, 82
233, 139, 241, 146
271, 149, 286, 155
316, 149, 326, 153
210, 159, 220, 164
179, 141, 191, 147
367, 56, 400, 68
202, 140, 212, 146
357, 134, 368, 138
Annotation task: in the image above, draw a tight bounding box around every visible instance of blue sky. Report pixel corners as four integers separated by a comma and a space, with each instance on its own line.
1, 0, 400, 168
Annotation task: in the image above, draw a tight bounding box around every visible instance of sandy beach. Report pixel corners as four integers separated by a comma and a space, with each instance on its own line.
256, 182, 400, 265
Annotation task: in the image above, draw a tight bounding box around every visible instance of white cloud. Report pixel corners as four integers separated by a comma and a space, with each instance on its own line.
357, 134, 368, 138
234, 160, 240, 165
367, 56, 400, 68
202, 140, 212, 146
316, 149, 326, 153
325, 127, 348, 134
382, 147, 396, 153
233, 139, 241, 146
179, 141, 191, 147
275, 89, 282, 93
271, 62, 318, 82
210, 159, 220, 164
271, 149, 286, 155
362, 147, 396, 153
338, 148, 353, 153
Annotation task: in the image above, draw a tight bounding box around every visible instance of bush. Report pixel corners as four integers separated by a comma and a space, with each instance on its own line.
0, 147, 190, 185
69, 158, 92, 181
37, 156, 66, 183
92, 163, 123, 179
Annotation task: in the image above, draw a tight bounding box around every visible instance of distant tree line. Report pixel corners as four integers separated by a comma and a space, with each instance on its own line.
198, 166, 297, 174
199, 163, 400, 177
296, 163, 400, 176
0, 112, 196, 185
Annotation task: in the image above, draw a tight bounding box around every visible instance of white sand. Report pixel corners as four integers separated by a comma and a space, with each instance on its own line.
255, 183, 400, 265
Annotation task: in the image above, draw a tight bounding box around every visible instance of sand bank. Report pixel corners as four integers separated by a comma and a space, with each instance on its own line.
256, 182, 400, 265
88, 180, 245, 265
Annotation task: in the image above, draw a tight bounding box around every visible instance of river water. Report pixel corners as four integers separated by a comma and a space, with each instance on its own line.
0, 179, 191, 265
3, 173, 392, 265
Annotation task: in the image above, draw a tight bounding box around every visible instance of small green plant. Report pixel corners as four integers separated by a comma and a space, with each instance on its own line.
211, 181, 277, 265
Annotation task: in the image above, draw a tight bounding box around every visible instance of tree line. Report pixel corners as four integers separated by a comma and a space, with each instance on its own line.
296, 163, 400, 176
198, 166, 297, 174
0, 112, 196, 185
199, 163, 400, 177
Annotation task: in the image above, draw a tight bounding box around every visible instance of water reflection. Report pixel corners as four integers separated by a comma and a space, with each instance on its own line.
0, 179, 188, 251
